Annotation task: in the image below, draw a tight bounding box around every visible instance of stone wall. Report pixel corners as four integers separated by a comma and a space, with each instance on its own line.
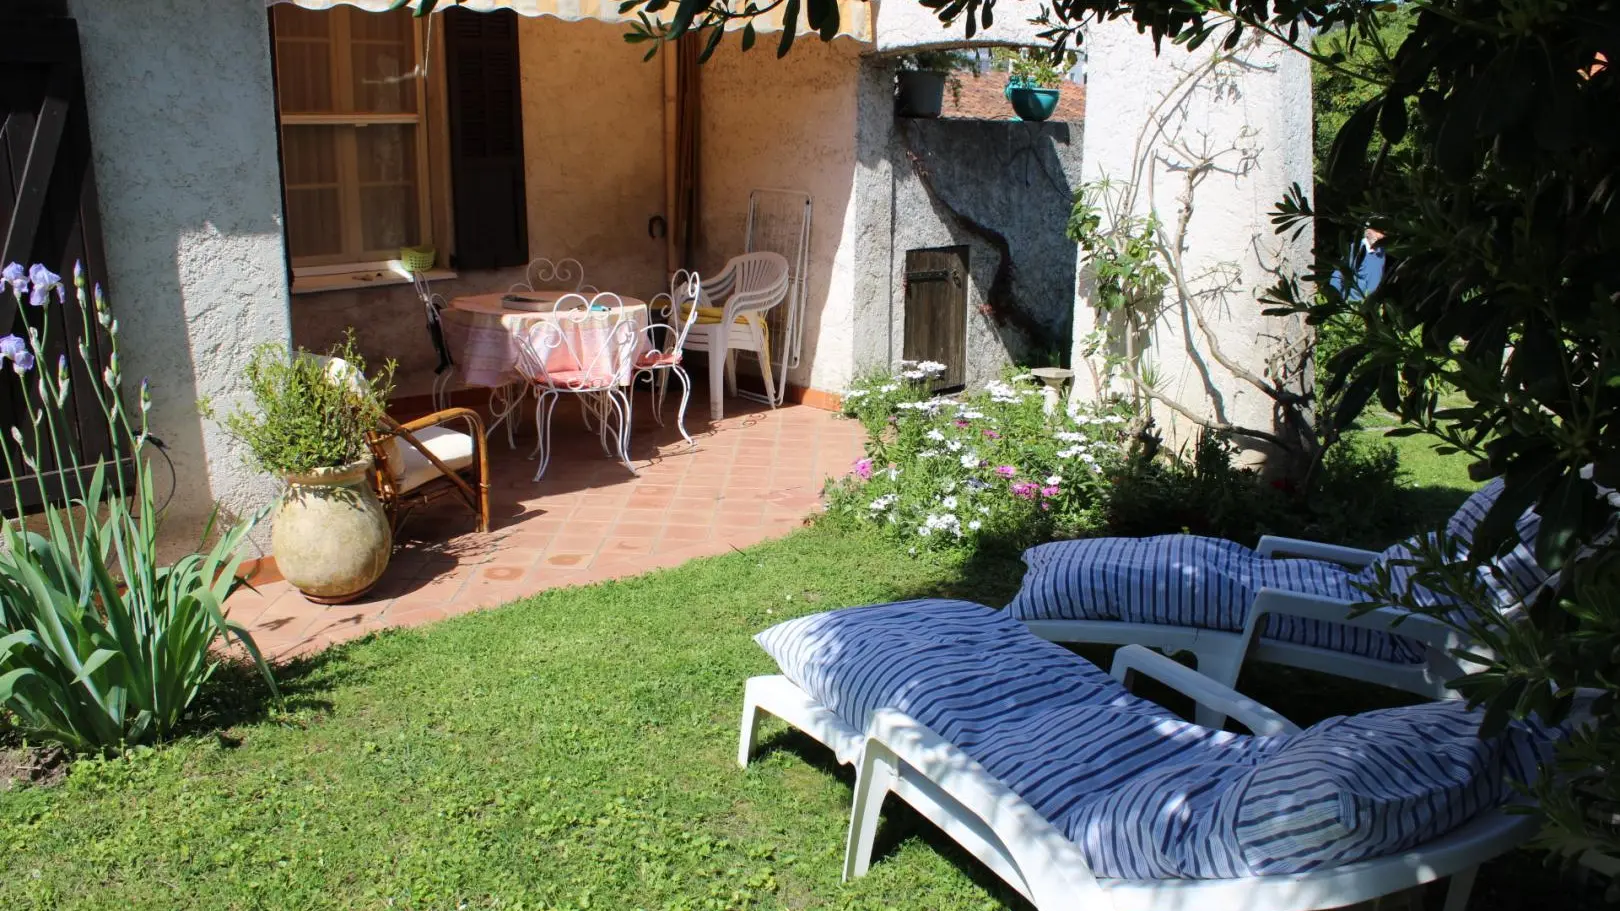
69, 0, 293, 550
850, 60, 1084, 388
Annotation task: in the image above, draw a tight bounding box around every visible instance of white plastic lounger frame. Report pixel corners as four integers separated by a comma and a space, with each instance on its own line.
1021, 534, 1486, 728
738, 646, 1532, 911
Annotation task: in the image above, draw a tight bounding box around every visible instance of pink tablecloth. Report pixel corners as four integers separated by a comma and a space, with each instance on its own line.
445, 292, 651, 389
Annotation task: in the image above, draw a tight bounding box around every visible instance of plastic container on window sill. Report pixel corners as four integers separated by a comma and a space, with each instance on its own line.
400, 245, 437, 272
291, 268, 457, 296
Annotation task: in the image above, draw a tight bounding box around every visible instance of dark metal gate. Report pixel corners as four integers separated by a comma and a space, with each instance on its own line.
0, 12, 117, 512
902, 246, 968, 392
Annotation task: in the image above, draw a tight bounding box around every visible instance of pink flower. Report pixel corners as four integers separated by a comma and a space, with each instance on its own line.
852, 457, 873, 480
983, 429, 1001, 440
1010, 481, 1038, 500
995, 465, 1017, 478
1040, 485, 1060, 498
954, 419, 970, 429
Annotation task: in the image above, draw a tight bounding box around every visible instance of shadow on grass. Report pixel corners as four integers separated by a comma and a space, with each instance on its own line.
181, 633, 388, 743
752, 728, 1033, 909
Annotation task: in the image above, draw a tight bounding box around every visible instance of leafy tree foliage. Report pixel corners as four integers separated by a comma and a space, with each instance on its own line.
1310, 6, 1416, 179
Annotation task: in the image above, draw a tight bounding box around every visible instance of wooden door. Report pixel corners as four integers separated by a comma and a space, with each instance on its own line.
902, 246, 968, 392
0, 12, 118, 513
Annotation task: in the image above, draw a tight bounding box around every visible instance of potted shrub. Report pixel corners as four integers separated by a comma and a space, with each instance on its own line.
894, 49, 974, 119
999, 48, 1074, 122
212, 336, 396, 604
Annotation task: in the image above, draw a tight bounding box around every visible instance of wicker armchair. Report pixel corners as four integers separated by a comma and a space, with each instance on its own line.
365, 408, 490, 535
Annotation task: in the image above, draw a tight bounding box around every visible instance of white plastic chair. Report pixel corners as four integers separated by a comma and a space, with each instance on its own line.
509, 257, 596, 295
512, 302, 638, 480
678, 252, 790, 421
637, 270, 703, 447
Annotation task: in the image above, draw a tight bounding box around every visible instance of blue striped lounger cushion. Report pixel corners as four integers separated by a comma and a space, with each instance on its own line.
755, 599, 1556, 880
1004, 480, 1520, 664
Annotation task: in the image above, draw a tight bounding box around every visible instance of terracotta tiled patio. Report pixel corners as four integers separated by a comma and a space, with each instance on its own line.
224, 391, 865, 659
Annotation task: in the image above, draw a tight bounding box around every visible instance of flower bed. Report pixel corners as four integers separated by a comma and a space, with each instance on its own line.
826, 364, 1132, 550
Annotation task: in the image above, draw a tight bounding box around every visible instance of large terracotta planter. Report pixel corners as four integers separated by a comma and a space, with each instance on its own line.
272, 459, 391, 604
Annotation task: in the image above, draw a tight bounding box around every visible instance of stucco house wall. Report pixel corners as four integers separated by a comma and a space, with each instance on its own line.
292, 17, 667, 400
1073, 21, 1314, 460
68, 0, 292, 550
696, 34, 865, 397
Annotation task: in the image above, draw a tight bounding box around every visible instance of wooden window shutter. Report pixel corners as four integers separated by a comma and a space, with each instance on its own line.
443, 7, 527, 270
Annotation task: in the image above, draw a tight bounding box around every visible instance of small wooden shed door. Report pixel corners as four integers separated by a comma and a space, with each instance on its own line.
902, 246, 967, 392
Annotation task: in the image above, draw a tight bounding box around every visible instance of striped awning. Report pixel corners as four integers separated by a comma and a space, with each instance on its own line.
265, 0, 874, 42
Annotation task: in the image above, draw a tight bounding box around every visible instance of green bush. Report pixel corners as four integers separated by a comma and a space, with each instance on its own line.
212, 335, 393, 477
829, 365, 1418, 554
1104, 429, 1412, 548
0, 264, 277, 753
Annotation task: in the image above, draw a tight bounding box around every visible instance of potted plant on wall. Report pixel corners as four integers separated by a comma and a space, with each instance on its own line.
999, 48, 1075, 122
894, 49, 975, 119
211, 335, 396, 605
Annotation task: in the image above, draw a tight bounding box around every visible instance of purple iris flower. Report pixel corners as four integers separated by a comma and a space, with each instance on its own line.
1, 263, 26, 299
27, 265, 60, 307
0, 334, 34, 373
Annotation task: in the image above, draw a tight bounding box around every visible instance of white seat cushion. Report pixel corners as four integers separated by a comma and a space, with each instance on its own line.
384, 425, 475, 495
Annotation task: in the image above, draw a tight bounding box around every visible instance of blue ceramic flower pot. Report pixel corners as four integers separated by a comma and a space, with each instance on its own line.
1008, 85, 1060, 122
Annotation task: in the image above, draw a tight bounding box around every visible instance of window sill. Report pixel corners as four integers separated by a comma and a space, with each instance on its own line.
290, 268, 457, 296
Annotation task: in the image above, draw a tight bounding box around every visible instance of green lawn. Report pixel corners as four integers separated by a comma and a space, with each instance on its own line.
0, 463, 1593, 910
1350, 409, 1482, 532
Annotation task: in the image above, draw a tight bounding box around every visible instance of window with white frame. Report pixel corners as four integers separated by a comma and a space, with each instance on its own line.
271, 5, 434, 272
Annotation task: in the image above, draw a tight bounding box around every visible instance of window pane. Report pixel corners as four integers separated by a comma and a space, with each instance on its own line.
356, 125, 420, 252
351, 9, 418, 115
272, 7, 334, 114
282, 126, 343, 260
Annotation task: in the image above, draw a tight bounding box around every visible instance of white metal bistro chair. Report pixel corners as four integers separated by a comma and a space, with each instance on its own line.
636, 270, 703, 447
678, 252, 789, 422
512, 303, 638, 480
509, 257, 596, 295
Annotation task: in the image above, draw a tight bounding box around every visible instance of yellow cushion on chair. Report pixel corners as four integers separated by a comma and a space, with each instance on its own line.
680, 303, 764, 326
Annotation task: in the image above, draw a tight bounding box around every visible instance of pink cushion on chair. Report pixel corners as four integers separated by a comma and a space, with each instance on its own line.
635, 350, 682, 369
542, 369, 616, 390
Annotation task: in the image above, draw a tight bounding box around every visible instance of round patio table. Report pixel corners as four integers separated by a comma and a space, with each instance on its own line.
447, 291, 651, 388
442, 291, 654, 451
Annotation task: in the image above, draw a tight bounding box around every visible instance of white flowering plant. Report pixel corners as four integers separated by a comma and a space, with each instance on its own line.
828, 363, 1131, 550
